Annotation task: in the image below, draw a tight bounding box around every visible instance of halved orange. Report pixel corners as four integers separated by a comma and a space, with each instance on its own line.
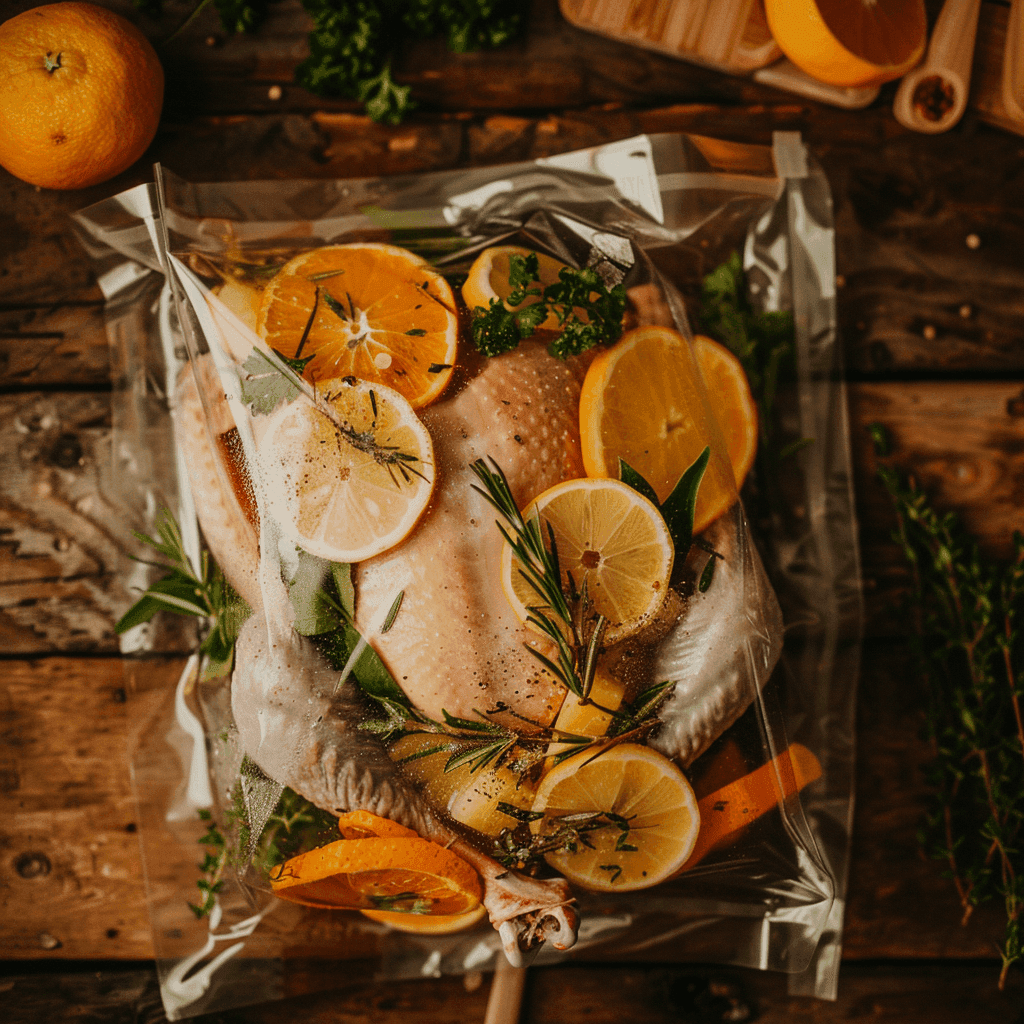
258, 243, 458, 409
579, 326, 739, 535
257, 377, 434, 562
461, 244, 568, 331
693, 335, 758, 491
765, 0, 926, 89
500, 477, 674, 646
530, 743, 699, 892
270, 836, 482, 915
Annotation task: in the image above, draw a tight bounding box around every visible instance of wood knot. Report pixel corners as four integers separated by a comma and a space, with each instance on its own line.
49, 433, 82, 468
1007, 390, 1024, 418
15, 851, 51, 879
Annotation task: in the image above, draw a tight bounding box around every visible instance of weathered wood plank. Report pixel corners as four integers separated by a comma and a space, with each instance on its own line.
0, 644, 1009, 963
0, 305, 110, 389
3, 959, 1022, 1024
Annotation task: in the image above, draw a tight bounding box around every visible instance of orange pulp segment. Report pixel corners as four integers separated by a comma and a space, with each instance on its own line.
578, 325, 738, 535
764, 0, 926, 89
271, 836, 482, 915
258, 243, 458, 409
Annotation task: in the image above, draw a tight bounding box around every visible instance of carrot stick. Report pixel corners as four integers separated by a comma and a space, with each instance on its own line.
675, 743, 822, 874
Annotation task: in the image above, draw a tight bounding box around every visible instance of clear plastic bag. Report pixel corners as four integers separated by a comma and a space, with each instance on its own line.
74, 131, 860, 1019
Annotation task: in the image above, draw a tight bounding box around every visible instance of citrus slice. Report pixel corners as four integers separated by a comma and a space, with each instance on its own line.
693, 335, 758, 491
500, 477, 673, 645
673, 743, 823, 876
461, 244, 568, 330
530, 743, 699, 892
337, 810, 420, 840
258, 377, 434, 562
579, 325, 739, 534
270, 836, 482, 915
764, 0, 926, 89
361, 904, 488, 935
388, 734, 535, 837
257, 243, 458, 409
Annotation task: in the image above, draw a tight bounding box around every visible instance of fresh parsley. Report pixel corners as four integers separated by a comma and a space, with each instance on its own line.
470, 252, 627, 360
137, 0, 526, 124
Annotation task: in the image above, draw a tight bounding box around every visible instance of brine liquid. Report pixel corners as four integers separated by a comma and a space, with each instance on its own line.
216, 427, 259, 530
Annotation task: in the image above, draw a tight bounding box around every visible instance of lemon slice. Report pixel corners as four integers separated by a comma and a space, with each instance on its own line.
500, 477, 673, 645
462, 244, 568, 330
258, 377, 434, 562
530, 744, 699, 892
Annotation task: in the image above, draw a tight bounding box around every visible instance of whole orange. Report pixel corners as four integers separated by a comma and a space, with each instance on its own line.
0, 2, 163, 190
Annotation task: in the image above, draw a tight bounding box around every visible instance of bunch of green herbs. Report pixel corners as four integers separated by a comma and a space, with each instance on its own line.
470, 252, 628, 360
138, 0, 525, 124
872, 425, 1024, 989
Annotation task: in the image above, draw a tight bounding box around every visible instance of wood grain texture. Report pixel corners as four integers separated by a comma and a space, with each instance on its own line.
2, 960, 1023, 1024
0, 644, 1008, 963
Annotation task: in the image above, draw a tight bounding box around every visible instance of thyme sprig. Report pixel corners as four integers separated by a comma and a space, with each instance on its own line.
872, 425, 1024, 989
491, 808, 638, 870
114, 509, 249, 677
189, 775, 337, 918
469, 457, 608, 705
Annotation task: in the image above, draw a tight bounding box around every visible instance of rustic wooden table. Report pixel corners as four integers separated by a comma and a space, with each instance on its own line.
4, 0, 1024, 1020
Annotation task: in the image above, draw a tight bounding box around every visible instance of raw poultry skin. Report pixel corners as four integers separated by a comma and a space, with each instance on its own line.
354, 339, 585, 725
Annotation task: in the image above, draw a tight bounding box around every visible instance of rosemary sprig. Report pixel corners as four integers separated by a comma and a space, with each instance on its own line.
469, 457, 607, 703
470, 252, 627, 360
114, 509, 249, 677
872, 425, 1024, 989
239, 350, 428, 486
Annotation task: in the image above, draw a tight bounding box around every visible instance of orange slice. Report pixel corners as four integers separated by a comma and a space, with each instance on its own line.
674, 743, 823, 875
361, 904, 488, 935
500, 477, 674, 645
579, 325, 739, 534
530, 743, 699, 892
337, 810, 419, 840
461, 244, 568, 331
765, 0, 926, 89
258, 377, 434, 562
271, 836, 482, 915
258, 243, 458, 409
693, 335, 758, 491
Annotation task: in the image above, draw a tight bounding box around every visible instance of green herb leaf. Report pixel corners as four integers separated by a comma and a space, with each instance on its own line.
617, 458, 659, 507
240, 348, 304, 415
659, 446, 710, 557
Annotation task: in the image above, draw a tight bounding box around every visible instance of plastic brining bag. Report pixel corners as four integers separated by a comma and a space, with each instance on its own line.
74, 131, 861, 1020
